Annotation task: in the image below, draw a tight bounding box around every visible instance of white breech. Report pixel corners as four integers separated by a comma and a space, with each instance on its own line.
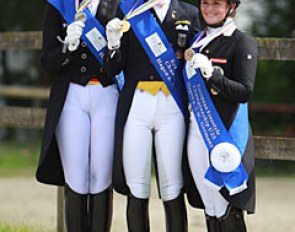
55, 83, 118, 194
187, 112, 229, 217
123, 89, 186, 201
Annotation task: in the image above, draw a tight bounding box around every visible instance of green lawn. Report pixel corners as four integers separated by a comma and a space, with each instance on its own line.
0, 140, 40, 177
0, 224, 52, 232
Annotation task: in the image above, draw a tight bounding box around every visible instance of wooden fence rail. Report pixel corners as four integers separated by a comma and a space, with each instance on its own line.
1, 86, 295, 113
1, 32, 295, 60
1, 105, 294, 161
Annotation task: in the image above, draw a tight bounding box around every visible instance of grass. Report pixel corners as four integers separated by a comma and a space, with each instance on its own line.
0, 139, 52, 232
0, 139, 40, 177
0, 224, 53, 232
255, 159, 295, 177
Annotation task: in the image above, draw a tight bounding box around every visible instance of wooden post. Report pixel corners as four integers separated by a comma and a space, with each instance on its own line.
57, 187, 65, 232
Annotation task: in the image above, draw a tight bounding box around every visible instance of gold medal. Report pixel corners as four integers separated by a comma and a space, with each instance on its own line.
184, 48, 195, 61
121, 20, 131, 33
75, 11, 87, 22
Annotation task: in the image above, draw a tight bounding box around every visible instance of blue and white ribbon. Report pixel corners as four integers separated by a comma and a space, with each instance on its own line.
183, 32, 249, 195
120, 0, 187, 116
48, 0, 124, 89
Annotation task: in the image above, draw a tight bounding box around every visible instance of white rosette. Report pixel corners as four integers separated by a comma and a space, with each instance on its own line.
210, 142, 241, 173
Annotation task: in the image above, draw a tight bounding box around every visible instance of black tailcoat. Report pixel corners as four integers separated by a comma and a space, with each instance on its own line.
36, 2, 116, 185
104, 0, 201, 195
184, 29, 258, 214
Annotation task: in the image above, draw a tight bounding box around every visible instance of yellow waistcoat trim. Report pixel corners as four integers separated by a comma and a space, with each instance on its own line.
137, 81, 170, 96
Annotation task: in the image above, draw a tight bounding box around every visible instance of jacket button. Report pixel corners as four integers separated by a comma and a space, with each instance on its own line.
81, 42, 87, 47
100, 67, 105, 73
210, 87, 219, 96
81, 66, 86, 73
81, 53, 87, 60
149, 75, 155, 80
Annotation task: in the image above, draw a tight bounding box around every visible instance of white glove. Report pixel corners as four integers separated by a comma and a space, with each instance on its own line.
65, 21, 85, 52
106, 18, 123, 50
192, 53, 214, 79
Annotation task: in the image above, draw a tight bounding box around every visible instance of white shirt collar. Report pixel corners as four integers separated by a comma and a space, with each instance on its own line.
88, 0, 100, 16
153, 0, 171, 22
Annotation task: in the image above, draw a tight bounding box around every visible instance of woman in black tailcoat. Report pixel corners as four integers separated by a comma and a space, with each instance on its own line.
104, 0, 200, 231
183, 0, 257, 231
36, 0, 119, 231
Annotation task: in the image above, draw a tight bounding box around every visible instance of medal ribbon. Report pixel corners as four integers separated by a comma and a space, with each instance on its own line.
75, 0, 93, 12
124, 0, 164, 20
190, 19, 236, 50
49, 0, 105, 62
48, 0, 125, 89
120, 0, 187, 117
183, 32, 249, 195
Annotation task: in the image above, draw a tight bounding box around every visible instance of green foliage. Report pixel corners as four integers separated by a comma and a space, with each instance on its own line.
249, 0, 295, 136
251, 0, 295, 37
251, 60, 295, 135
253, 61, 295, 103
255, 160, 295, 177
0, 1, 46, 31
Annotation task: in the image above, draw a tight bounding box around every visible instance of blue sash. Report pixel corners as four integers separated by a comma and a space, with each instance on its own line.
183, 32, 249, 195
120, 0, 186, 116
48, 0, 125, 89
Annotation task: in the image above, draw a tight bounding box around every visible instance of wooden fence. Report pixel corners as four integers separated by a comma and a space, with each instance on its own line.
0, 32, 295, 232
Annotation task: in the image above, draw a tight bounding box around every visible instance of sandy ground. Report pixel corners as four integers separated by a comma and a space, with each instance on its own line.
0, 177, 295, 232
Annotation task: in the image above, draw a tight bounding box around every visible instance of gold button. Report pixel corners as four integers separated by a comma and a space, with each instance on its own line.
210, 88, 219, 96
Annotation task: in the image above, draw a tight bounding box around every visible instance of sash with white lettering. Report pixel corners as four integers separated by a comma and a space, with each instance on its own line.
48, 0, 125, 89
49, 0, 107, 63
183, 32, 249, 195
120, 0, 186, 116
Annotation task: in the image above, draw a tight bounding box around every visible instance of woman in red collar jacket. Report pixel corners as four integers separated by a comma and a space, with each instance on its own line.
184, 0, 257, 231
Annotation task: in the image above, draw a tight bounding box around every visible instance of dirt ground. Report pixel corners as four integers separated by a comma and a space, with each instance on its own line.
0, 177, 294, 232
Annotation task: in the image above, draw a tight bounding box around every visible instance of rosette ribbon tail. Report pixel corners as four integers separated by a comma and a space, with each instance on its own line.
204, 163, 248, 196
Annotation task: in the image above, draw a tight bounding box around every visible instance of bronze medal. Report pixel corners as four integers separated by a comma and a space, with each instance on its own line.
121, 20, 131, 33
75, 12, 87, 22
184, 48, 195, 61
176, 50, 183, 59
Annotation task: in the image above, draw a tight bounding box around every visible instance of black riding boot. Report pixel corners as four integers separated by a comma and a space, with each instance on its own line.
89, 187, 113, 232
205, 214, 219, 232
163, 194, 188, 232
218, 205, 247, 232
127, 195, 150, 232
64, 185, 88, 232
